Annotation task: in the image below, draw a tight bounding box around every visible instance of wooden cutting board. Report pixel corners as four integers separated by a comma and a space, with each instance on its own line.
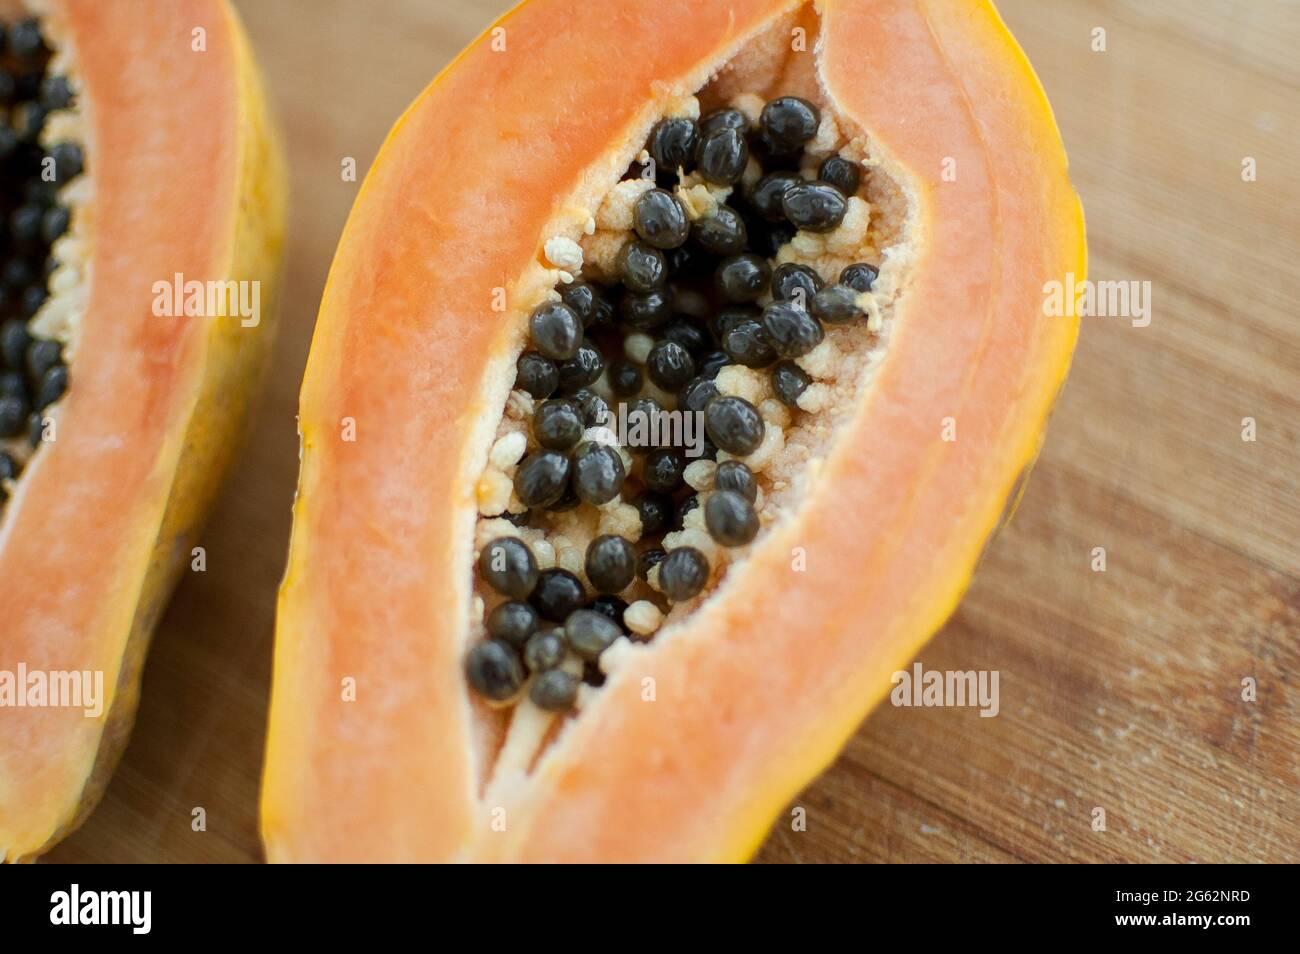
46, 0, 1299, 864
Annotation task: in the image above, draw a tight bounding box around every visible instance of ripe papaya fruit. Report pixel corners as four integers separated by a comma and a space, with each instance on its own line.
263, 0, 1083, 862
0, 0, 286, 861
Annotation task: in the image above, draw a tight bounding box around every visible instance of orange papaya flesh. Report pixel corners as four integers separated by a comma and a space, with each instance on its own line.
264, 0, 1083, 862
0, 0, 286, 861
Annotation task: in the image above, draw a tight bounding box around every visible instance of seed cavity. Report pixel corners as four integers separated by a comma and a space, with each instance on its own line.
466, 75, 904, 730
1, 15, 84, 509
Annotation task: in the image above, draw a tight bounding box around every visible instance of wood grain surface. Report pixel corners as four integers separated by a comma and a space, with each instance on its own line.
45, 0, 1299, 864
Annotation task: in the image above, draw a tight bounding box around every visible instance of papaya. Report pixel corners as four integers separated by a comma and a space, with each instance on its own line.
0, 0, 285, 861
263, 0, 1083, 863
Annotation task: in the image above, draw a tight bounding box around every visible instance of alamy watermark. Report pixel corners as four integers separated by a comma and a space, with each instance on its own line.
0, 663, 103, 717
151, 273, 261, 327
50, 884, 151, 934
601, 401, 706, 457
1043, 272, 1151, 327
890, 662, 1000, 717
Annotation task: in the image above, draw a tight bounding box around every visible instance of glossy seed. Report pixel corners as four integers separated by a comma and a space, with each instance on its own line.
40, 74, 74, 110
556, 341, 604, 393
7, 19, 45, 60
840, 262, 879, 293
634, 491, 674, 537
607, 358, 644, 397
530, 568, 587, 622
571, 441, 625, 505
532, 399, 584, 450
529, 301, 582, 360
10, 204, 42, 245
21, 286, 47, 318
515, 351, 558, 398
619, 287, 673, 331
715, 253, 771, 303
704, 395, 764, 456
658, 547, 710, 601
522, 630, 566, 672
530, 669, 580, 711
749, 172, 800, 221
559, 281, 603, 329
662, 318, 709, 356
575, 389, 611, 427
585, 534, 637, 594
513, 450, 571, 507
50, 142, 82, 181
478, 537, 539, 599
761, 302, 824, 358
466, 640, 526, 702
642, 447, 685, 493
695, 126, 748, 186
782, 180, 848, 232
616, 240, 667, 292
564, 608, 623, 661
678, 375, 719, 415
648, 116, 699, 173
0, 371, 28, 402
487, 600, 540, 649
771, 262, 824, 306
633, 189, 689, 249
0, 396, 25, 439
715, 460, 758, 503
1, 320, 31, 370
712, 305, 759, 340
1, 259, 35, 291
705, 489, 760, 546
721, 319, 777, 369
698, 350, 730, 378
771, 360, 812, 406
646, 339, 695, 391
35, 364, 67, 410
819, 155, 861, 196
41, 206, 70, 244
698, 107, 748, 136
692, 205, 748, 256
810, 284, 865, 324
759, 96, 820, 154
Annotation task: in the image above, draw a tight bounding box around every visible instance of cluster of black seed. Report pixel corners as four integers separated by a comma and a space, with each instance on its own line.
468, 96, 879, 710
0, 18, 79, 500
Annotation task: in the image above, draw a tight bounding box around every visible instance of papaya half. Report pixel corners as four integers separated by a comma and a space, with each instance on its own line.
0, 0, 285, 861
263, 0, 1083, 863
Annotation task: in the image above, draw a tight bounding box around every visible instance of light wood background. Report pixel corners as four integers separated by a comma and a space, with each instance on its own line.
46, 0, 1298, 863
